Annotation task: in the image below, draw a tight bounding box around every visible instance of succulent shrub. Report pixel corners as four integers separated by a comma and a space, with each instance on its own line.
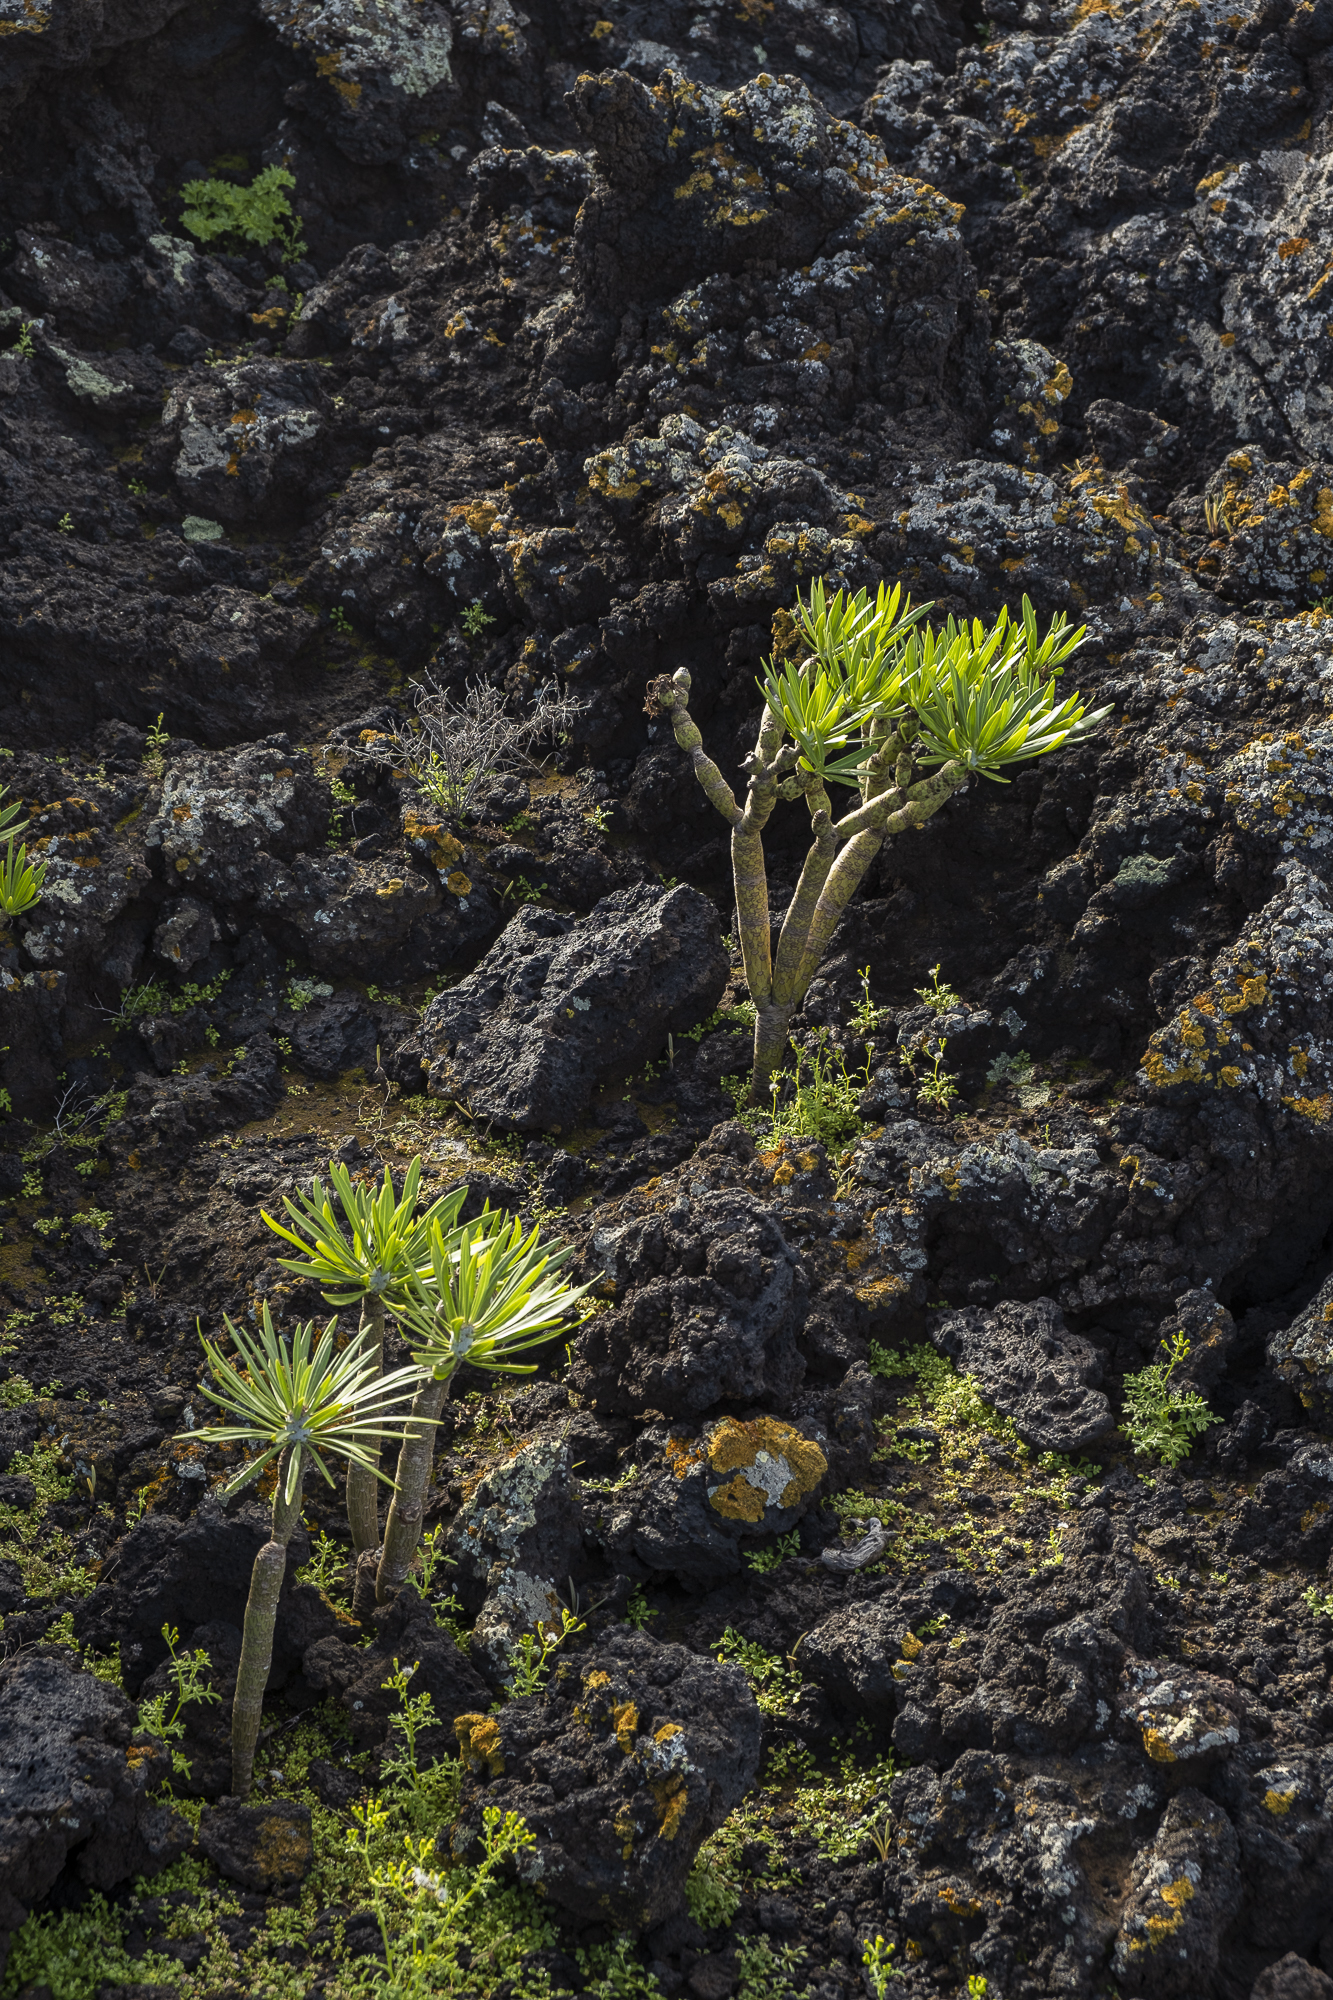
649, 581, 1110, 1100
262, 1159, 465, 1554
375, 1212, 589, 1606
186, 1306, 421, 1796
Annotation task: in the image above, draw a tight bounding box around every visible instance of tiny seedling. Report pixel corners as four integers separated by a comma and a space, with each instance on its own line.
58, 512, 74, 535
863, 1934, 907, 1993
1121, 1332, 1220, 1467
503, 1606, 586, 1698
624, 1584, 658, 1630
14, 320, 35, 359
144, 712, 170, 779
912, 1037, 959, 1109
330, 606, 353, 636
745, 1528, 801, 1573
583, 801, 612, 833
460, 598, 495, 639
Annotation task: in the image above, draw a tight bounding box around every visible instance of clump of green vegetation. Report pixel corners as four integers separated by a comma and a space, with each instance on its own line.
0, 1891, 180, 2000
863, 1935, 907, 1994
0, 786, 46, 919
914, 963, 959, 1014
187, 1305, 422, 1794
460, 598, 495, 639
903, 1035, 959, 1110
135, 1622, 220, 1778
745, 1527, 800, 1573
0, 1438, 96, 1599
330, 605, 354, 636
650, 581, 1107, 1102
686, 1831, 742, 1929
711, 1628, 804, 1719
179, 164, 307, 263
1121, 1332, 1220, 1467
1302, 1585, 1333, 1620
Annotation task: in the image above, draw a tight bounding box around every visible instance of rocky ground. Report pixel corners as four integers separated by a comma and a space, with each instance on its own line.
2, 0, 1333, 1997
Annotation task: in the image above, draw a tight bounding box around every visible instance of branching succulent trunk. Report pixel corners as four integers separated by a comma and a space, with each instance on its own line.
232, 1447, 303, 1799
345, 1292, 385, 1556
650, 666, 968, 1100
374, 1372, 451, 1605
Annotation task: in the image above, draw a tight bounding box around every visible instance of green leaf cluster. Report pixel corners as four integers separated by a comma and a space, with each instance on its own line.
192, 1304, 423, 1503
762, 581, 1109, 788
1121, 1332, 1220, 1467
0, 786, 45, 919
179, 165, 307, 263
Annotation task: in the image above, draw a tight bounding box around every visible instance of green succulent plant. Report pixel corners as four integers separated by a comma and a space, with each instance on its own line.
262, 1159, 466, 1556
186, 1305, 422, 1795
651, 580, 1110, 1101
374, 1212, 590, 1605
0, 785, 44, 919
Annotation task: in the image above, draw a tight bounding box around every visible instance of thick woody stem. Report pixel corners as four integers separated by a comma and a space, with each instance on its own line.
232, 1448, 303, 1799
772, 774, 835, 1009
375, 1373, 450, 1605
788, 766, 968, 1002
749, 1000, 797, 1102
346, 1294, 384, 1556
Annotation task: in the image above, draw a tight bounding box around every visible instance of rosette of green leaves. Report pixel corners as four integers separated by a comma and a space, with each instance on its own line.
760, 579, 929, 788
262, 1157, 468, 1552
262, 1157, 464, 1309
906, 596, 1109, 781
192, 1303, 422, 1504
184, 1304, 422, 1795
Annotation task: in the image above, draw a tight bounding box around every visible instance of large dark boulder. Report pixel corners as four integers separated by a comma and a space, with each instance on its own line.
391, 882, 727, 1134
72, 1499, 337, 1695
569, 1185, 809, 1419
0, 1651, 190, 1977
931, 1297, 1114, 1456
448, 1628, 760, 1932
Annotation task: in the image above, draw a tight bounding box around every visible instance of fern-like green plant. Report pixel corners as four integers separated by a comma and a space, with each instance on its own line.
262, 1159, 466, 1556
179, 165, 307, 263
184, 1305, 421, 1795
374, 1212, 589, 1604
1121, 1332, 1220, 1468
650, 581, 1109, 1101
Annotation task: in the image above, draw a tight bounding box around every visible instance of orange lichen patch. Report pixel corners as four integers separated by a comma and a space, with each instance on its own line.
254, 1812, 314, 1881
651, 1775, 689, 1838
1142, 1727, 1178, 1762
447, 499, 500, 536
709, 1470, 768, 1521
1264, 1786, 1297, 1814
1278, 236, 1310, 259
455, 1712, 505, 1776
315, 48, 362, 105
403, 813, 464, 873
612, 1701, 639, 1753
665, 1434, 705, 1480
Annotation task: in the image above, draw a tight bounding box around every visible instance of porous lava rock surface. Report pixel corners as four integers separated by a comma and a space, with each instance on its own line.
3, 0, 1333, 1992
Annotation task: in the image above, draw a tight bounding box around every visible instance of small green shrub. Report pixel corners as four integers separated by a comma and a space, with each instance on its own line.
685, 1832, 741, 1929
1121, 1333, 1220, 1467
914, 963, 959, 1013
460, 598, 495, 639
179, 165, 307, 263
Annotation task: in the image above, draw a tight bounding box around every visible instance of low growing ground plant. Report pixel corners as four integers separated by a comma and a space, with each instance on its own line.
650, 582, 1108, 1100
357, 672, 583, 820
1121, 1332, 1220, 1467
179, 164, 307, 262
